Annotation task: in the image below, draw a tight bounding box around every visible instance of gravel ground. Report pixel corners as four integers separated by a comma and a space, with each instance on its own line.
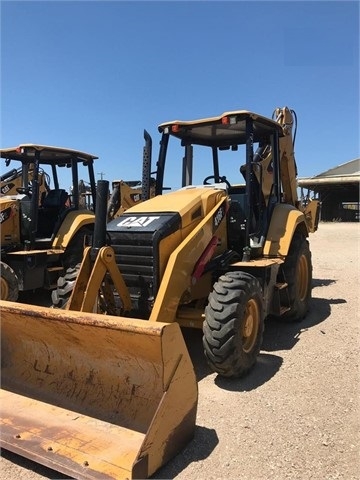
1, 222, 359, 480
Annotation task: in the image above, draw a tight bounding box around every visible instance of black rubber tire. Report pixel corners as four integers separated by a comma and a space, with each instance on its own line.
0, 261, 19, 301
280, 232, 312, 322
203, 271, 264, 378
51, 264, 80, 308
52, 226, 92, 308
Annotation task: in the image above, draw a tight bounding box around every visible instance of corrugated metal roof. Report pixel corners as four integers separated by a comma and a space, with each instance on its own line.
298, 158, 360, 186
313, 158, 360, 178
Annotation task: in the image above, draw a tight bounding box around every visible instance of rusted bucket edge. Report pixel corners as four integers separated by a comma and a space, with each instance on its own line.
0, 300, 169, 334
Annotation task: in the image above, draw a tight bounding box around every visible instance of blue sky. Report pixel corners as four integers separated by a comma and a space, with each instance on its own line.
1, 0, 359, 191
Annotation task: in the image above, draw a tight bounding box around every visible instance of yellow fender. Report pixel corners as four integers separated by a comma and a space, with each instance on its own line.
52, 209, 95, 248
263, 203, 308, 257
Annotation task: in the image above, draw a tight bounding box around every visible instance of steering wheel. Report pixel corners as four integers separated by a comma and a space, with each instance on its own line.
16, 187, 32, 196
203, 175, 231, 188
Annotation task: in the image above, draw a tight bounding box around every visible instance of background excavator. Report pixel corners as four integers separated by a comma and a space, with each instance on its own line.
1, 107, 320, 479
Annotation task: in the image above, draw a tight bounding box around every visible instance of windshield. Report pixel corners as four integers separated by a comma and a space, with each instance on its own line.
159, 139, 255, 192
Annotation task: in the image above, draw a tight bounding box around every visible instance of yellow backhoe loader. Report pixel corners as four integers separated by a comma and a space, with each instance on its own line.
106, 134, 157, 221
1, 107, 320, 479
0, 144, 97, 301
107, 179, 156, 221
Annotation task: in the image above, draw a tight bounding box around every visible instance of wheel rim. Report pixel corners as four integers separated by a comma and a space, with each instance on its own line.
242, 298, 260, 353
297, 254, 309, 301
1, 276, 9, 300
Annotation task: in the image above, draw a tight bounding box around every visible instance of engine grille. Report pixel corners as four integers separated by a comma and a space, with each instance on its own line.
107, 212, 181, 317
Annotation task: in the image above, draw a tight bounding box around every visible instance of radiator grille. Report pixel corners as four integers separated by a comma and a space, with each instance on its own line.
107, 212, 181, 317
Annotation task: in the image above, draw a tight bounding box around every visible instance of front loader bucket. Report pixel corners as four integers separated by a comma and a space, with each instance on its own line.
0, 301, 198, 480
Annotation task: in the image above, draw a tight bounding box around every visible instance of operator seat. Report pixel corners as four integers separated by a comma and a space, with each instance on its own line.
37, 189, 70, 237
42, 189, 69, 210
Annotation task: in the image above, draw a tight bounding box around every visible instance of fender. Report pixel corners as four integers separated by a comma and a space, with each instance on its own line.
263, 203, 308, 257
52, 209, 95, 248
303, 198, 321, 233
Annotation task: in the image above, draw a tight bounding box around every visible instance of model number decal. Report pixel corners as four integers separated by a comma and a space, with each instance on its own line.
117, 216, 160, 228
213, 204, 226, 230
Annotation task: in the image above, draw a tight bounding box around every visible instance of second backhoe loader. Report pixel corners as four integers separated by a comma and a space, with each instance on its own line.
1, 107, 319, 479
0, 144, 97, 301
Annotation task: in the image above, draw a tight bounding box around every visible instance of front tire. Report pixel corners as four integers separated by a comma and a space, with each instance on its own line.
51, 264, 80, 308
203, 271, 264, 378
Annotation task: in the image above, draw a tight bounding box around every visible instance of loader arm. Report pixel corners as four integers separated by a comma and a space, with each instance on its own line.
66, 245, 132, 314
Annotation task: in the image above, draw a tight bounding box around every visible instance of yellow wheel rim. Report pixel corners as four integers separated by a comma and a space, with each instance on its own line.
242, 298, 260, 353
297, 254, 309, 301
1, 276, 9, 300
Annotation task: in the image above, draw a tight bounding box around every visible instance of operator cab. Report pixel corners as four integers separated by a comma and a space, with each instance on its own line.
0, 144, 98, 248
146, 110, 284, 258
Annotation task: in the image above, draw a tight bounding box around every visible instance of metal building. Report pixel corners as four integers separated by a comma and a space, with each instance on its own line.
298, 158, 360, 222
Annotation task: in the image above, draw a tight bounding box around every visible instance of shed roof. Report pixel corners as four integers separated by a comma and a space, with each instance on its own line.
298, 158, 360, 187
313, 158, 360, 178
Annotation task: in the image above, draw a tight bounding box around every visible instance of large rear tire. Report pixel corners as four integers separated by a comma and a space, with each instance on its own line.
280, 232, 312, 322
203, 271, 264, 378
0, 261, 19, 301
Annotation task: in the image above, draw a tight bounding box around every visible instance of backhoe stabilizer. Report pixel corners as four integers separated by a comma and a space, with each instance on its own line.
0, 300, 198, 479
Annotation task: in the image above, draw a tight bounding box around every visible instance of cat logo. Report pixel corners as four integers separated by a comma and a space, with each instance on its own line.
130, 193, 141, 203
117, 216, 160, 228
1, 183, 13, 195
0, 206, 12, 224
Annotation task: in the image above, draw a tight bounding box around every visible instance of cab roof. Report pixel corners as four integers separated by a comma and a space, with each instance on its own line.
0, 144, 98, 165
158, 110, 284, 147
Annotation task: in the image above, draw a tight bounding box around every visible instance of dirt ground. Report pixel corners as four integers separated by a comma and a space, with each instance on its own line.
1, 222, 359, 480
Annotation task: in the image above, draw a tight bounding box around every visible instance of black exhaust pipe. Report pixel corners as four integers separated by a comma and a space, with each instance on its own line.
92, 180, 109, 257
142, 130, 152, 201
